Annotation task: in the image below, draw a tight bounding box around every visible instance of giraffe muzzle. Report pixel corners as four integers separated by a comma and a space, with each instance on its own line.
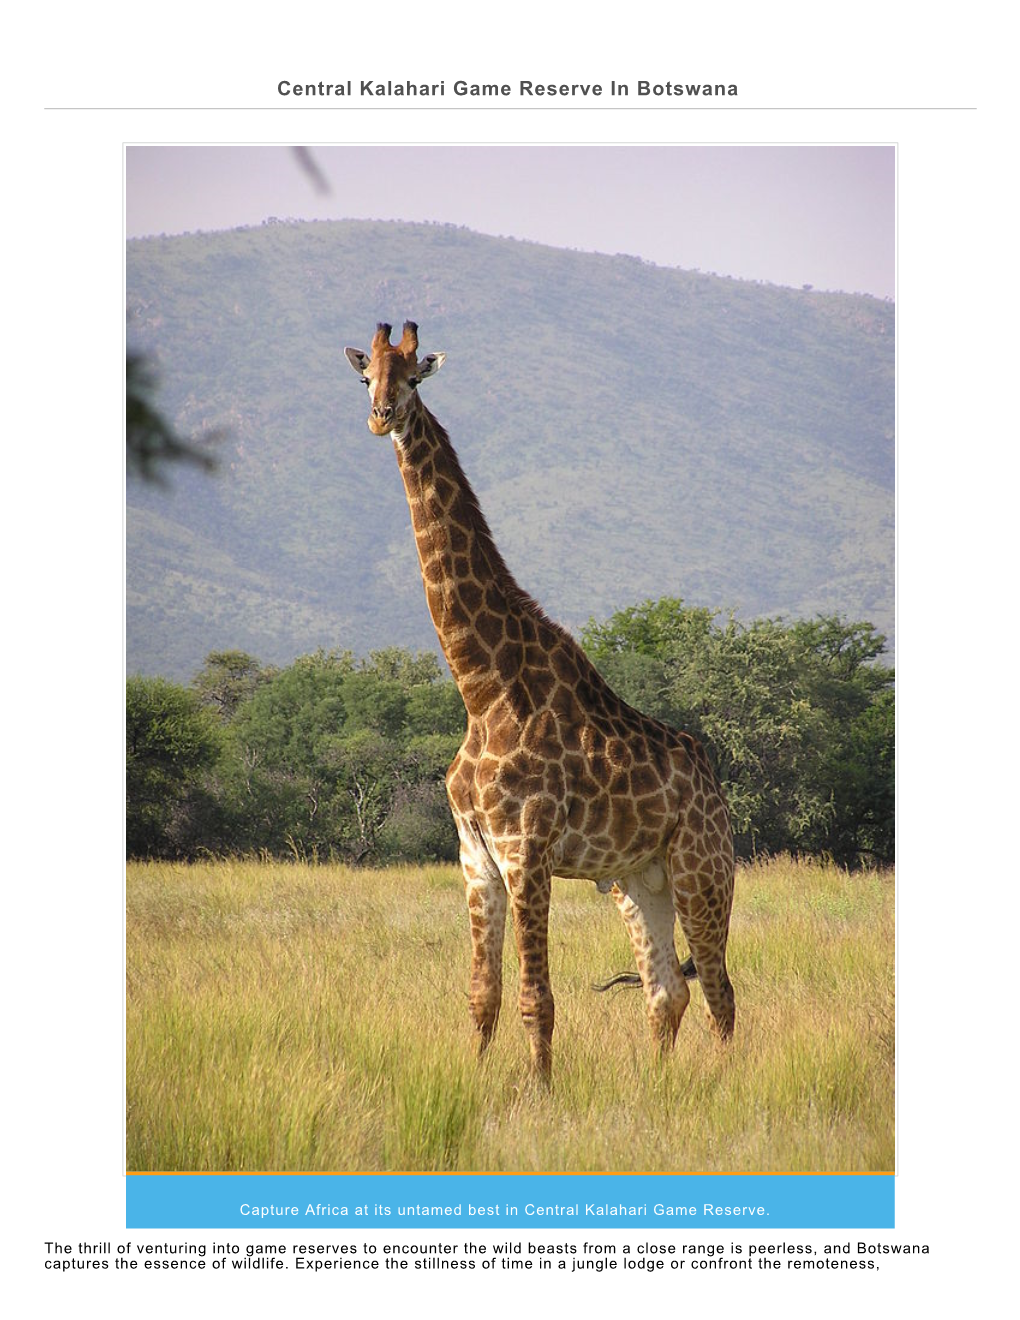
368, 405, 396, 435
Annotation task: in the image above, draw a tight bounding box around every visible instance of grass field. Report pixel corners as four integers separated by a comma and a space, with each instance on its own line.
126, 857, 894, 1173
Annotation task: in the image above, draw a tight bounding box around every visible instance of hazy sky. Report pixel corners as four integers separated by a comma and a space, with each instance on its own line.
126, 145, 893, 298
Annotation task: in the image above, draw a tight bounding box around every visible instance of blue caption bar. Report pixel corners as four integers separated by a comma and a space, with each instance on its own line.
127, 1173, 893, 1229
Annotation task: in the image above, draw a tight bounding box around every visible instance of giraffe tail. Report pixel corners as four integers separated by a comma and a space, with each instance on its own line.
592, 956, 697, 993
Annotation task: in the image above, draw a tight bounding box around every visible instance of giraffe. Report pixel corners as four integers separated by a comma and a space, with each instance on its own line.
344, 322, 735, 1080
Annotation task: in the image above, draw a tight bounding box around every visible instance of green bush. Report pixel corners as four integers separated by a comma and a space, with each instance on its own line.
126, 675, 222, 857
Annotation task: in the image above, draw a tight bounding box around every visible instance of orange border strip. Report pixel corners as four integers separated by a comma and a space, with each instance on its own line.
128, 1169, 893, 1177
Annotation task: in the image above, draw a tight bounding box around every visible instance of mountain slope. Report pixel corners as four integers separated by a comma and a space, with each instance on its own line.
126, 219, 894, 679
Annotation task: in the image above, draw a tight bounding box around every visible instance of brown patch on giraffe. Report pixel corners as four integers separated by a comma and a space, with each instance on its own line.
610, 795, 639, 844
586, 794, 611, 836
433, 475, 458, 507
542, 762, 565, 798
550, 646, 580, 686
526, 709, 560, 757
502, 679, 534, 722
448, 522, 470, 554
458, 580, 484, 615
606, 737, 634, 769
493, 749, 532, 797
559, 722, 582, 755
629, 761, 662, 798
566, 797, 586, 831
422, 555, 445, 586
522, 794, 558, 838
474, 610, 505, 651
550, 680, 579, 720
523, 667, 556, 708
491, 641, 517, 685
482, 718, 522, 760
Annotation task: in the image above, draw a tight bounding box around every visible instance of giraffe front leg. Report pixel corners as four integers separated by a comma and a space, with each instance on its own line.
507, 864, 555, 1081
458, 825, 507, 1057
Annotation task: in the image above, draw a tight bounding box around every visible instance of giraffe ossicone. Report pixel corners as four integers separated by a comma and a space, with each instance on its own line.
344, 320, 735, 1080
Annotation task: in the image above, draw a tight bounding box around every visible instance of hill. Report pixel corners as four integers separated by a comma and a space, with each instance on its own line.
126, 219, 894, 680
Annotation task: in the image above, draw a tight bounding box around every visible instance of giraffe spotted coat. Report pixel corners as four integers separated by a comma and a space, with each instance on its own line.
345, 322, 735, 1079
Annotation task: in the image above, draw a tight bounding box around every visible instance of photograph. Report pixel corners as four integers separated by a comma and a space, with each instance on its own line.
125, 144, 895, 1176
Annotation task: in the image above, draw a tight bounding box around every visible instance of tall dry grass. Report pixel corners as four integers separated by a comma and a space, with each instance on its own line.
126, 856, 893, 1173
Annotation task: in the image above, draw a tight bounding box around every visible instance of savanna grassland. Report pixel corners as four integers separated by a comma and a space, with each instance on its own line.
126, 857, 893, 1174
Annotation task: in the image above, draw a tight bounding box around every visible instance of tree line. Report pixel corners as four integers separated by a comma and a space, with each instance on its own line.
127, 599, 893, 868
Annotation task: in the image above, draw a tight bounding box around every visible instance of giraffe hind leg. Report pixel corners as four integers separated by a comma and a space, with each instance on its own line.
612, 867, 690, 1054
668, 831, 735, 1041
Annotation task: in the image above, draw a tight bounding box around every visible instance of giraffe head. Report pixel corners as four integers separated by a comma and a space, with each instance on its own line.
344, 321, 446, 437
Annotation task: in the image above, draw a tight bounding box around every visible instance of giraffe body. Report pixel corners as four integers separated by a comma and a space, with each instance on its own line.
345, 323, 735, 1079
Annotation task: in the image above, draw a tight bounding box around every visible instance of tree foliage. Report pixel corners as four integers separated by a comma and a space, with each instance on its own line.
127, 604, 893, 868
126, 353, 219, 484
126, 676, 223, 857
128, 648, 464, 862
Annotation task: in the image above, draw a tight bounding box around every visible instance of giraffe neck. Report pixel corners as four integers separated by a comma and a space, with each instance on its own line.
393, 400, 551, 719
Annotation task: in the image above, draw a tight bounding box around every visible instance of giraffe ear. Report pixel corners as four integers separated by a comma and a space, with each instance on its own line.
416, 352, 446, 381
344, 346, 371, 375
